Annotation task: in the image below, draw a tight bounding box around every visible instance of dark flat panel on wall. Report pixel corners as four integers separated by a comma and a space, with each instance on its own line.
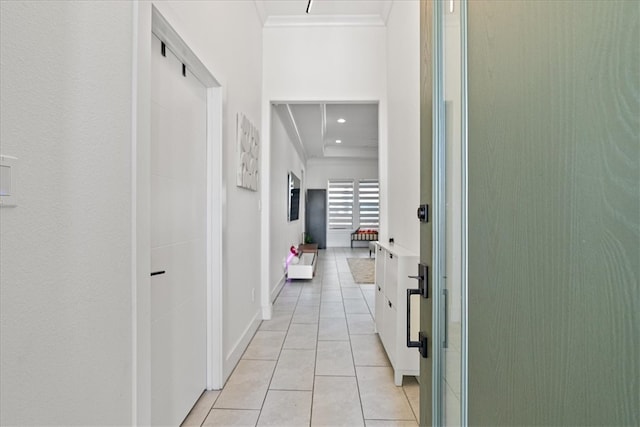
306, 189, 327, 249
468, 1, 639, 425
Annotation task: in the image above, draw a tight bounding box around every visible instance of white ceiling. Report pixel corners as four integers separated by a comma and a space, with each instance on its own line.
261, 2, 384, 161
254, 0, 394, 26
274, 103, 379, 160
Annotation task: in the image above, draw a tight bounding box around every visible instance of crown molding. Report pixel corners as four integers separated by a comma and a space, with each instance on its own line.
264, 14, 386, 28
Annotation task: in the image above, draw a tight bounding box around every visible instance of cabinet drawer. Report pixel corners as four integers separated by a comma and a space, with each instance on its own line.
381, 297, 397, 365
384, 251, 399, 306
374, 282, 385, 337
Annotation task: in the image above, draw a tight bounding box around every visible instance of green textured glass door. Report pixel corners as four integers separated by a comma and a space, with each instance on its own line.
467, 1, 639, 425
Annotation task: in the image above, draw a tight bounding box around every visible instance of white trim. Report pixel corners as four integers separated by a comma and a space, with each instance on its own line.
260, 100, 272, 322
130, 2, 139, 424
206, 86, 224, 390
284, 104, 308, 162
264, 15, 385, 28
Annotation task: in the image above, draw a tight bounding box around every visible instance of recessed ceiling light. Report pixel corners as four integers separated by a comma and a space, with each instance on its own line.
336, 139, 342, 144
337, 118, 346, 123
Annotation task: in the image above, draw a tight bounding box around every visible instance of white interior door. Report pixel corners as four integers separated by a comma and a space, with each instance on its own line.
150, 34, 207, 426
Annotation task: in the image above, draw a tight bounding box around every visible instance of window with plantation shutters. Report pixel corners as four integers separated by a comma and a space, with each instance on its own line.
358, 179, 379, 228
328, 180, 354, 230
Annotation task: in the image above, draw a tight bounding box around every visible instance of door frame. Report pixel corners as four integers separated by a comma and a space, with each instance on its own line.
429, 0, 469, 424
132, 3, 224, 424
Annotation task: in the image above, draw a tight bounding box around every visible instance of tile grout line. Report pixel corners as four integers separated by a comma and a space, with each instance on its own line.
342, 251, 368, 427
308, 253, 330, 427
256, 272, 304, 427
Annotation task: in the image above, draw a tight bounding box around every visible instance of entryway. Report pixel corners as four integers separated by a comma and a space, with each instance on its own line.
182, 248, 419, 426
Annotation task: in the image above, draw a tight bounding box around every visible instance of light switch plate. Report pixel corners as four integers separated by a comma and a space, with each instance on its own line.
0, 155, 18, 207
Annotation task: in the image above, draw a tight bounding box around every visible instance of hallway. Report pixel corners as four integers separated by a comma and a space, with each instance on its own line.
182, 248, 419, 426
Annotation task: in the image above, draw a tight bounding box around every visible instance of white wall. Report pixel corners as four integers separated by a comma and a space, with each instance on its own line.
1, 1, 264, 424
269, 108, 305, 297
143, 0, 264, 384
386, 1, 421, 253
0, 2, 134, 424
261, 23, 388, 300
306, 158, 379, 247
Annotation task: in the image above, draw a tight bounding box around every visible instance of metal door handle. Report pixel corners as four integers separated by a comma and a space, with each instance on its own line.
406, 288, 428, 358
150, 270, 166, 277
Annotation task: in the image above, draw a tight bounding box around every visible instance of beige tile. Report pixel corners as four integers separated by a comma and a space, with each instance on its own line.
203, 409, 260, 426
365, 420, 418, 427
347, 313, 376, 334
279, 286, 302, 298
283, 323, 317, 349
270, 349, 315, 391
257, 390, 312, 426
361, 286, 376, 315
350, 334, 390, 367
320, 301, 345, 318
292, 305, 320, 324
259, 311, 292, 331
214, 360, 276, 410
181, 390, 219, 426
311, 376, 364, 426
318, 317, 349, 341
242, 331, 285, 360
344, 297, 370, 314
273, 296, 298, 313
321, 290, 343, 302
341, 288, 364, 299
356, 367, 414, 421
297, 293, 322, 304
315, 340, 355, 376
322, 279, 340, 288
402, 376, 420, 421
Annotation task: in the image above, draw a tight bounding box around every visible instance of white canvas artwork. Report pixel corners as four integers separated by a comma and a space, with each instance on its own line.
236, 113, 260, 191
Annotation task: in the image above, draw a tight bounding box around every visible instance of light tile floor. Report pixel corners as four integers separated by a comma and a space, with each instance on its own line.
182, 248, 420, 427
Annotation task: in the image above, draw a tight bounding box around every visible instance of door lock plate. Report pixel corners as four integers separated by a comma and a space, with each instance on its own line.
408, 263, 429, 298
417, 204, 429, 223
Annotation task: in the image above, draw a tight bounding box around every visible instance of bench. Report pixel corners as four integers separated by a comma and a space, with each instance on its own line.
350, 228, 378, 248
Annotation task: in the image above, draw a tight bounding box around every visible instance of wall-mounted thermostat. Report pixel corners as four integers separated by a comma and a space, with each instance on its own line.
0, 155, 18, 207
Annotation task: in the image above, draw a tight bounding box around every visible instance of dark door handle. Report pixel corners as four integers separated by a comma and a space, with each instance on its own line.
407, 288, 428, 358
150, 270, 166, 277
408, 263, 430, 298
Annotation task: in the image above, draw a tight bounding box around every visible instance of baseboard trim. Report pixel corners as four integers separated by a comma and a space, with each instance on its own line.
270, 274, 286, 303
223, 312, 261, 382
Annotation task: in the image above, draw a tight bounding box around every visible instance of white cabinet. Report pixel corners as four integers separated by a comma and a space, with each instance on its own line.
287, 252, 317, 279
374, 242, 420, 385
